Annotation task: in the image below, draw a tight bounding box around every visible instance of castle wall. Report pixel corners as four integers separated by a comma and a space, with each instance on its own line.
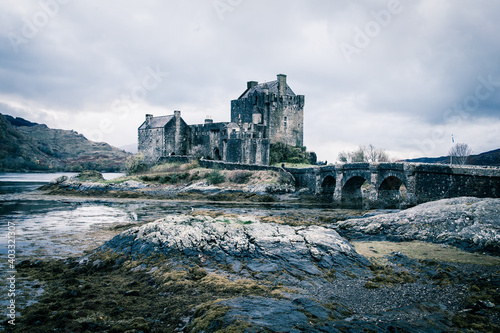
268, 95, 304, 147
224, 138, 270, 165
138, 127, 165, 162
188, 122, 227, 160
413, 164, 500, 203
199, 158, 282, 172
231, 98, 255, 124
164, 115, 189, 155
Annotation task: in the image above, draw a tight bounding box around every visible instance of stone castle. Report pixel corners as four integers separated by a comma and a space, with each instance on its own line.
138, 74, 305, 165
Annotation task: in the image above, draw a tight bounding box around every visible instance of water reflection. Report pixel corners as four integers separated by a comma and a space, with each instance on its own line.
0, 173, 133, 277
0, 172, 124, 183
1, 204, 135, 257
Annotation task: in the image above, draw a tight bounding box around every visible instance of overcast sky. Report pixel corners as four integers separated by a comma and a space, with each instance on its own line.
1, 0, 499, 161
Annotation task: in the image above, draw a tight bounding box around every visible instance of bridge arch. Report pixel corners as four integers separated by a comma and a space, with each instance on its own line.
287, 162, 500, 208
378, 175, 406, 208
341, 175, 370, 208
320, 175, 336, 202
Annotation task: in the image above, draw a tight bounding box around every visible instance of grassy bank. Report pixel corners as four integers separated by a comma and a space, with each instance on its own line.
42, 161, 303, 203
111, 160, 293, 187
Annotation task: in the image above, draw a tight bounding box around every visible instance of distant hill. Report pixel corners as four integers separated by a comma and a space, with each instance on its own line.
0, 114, 131, 172
405, 148, 500, 167
120, 143, 138, 154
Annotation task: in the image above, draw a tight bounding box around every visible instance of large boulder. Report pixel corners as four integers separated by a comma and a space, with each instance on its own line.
87, 213, 481, 332
99, 215, 374, 332
334, 197, 500, 253
103, 214, 370, 281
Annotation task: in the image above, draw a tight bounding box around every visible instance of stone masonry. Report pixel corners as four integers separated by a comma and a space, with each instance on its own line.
138, 74, 304, 165
287, 162, 500, 208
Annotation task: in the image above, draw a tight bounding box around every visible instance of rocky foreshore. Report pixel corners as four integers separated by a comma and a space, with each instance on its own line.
40, 174, 302, 203
12, 197, 500, 332
334, 197, 500, 254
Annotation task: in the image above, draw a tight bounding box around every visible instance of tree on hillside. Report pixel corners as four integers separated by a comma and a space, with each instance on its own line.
449, 143, 472, 165
338, 145, 390, 163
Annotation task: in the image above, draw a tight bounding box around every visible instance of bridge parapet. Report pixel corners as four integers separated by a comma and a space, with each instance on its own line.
413, 163, 500, 177
411, 163, 500, 204
335, 163, 369, 170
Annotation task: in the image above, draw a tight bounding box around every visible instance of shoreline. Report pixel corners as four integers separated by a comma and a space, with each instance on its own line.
2, 176, 499, 331
7, 208, 500, 332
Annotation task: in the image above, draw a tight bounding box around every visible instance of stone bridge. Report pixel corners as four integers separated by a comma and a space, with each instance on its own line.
287, 163, 500, 208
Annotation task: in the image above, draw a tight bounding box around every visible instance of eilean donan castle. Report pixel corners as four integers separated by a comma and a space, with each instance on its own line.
138, 74, 304, 165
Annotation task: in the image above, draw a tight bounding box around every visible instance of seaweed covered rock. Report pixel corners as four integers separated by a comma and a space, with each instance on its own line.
102, 214, 370, 281
95, 215, 475, 332
334, 197, 500, 253
98, 215, 374, 331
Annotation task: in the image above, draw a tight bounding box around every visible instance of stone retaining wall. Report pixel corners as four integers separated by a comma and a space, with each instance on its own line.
199, 158, 283, 172
158, 155, 197, 164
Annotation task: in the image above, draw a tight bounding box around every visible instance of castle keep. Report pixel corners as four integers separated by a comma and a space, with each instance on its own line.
138, 74, 305, 165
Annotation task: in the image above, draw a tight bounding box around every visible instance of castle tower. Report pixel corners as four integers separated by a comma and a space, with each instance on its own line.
231, 74, 305, 147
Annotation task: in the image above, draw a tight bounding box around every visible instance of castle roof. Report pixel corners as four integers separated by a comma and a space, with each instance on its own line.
238, 80, 296, 99
139, 115, 174, 130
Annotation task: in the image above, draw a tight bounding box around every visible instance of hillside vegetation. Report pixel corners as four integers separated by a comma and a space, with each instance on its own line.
0, 114, 130, 172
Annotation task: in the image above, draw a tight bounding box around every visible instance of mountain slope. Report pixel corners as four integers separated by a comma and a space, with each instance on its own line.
0, 114, 131, 172
467, 148, 500, 166
404, 148, 500, 166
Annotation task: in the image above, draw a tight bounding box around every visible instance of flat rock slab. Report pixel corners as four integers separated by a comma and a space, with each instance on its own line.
103, 214, 370, 280
334, 197, 500, 253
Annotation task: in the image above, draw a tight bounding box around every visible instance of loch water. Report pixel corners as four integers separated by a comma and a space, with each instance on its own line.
0, 173, 128, 256
0, 172, 365, 318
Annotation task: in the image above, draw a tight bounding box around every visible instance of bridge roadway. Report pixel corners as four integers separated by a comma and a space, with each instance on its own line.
286, 162, 500, 208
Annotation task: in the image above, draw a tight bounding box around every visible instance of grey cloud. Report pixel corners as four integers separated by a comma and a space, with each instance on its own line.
0, 0, 499, 159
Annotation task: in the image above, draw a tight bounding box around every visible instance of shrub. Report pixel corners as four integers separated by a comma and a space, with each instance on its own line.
158, 175, 172, 184
140, 175, 160, 182
74, 170, 104, 182
287, 157, 303, 164
207, 171, 225, 185
190, 171, 201, 182
125, 153, 148, 175
269, 142, 314, 165
182, 160, 200, 171
229, 171, 251, 184
278, 173, 293, 185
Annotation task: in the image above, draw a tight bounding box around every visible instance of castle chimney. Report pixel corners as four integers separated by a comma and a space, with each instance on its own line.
247, 81, 258, 89
146, 114, 153, 126
174, 110, 181, 118
205, 115, 213, 124
277, 74, 287, 96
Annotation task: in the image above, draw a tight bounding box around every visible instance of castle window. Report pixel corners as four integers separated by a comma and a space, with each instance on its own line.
284, 116, 287, 129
